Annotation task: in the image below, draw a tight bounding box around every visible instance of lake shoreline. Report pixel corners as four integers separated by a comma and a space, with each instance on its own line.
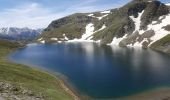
49, 72, 81, 100
9, 56, 170, 100
7, 54, 81, 100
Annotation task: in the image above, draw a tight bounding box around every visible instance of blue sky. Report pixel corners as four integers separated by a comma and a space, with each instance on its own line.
0, 0, 169, 28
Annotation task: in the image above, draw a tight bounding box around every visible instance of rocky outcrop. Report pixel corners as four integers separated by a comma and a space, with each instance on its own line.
127, 0, 148, 17
0, 82, 44, 100
119, 31, 140, 46
140, 1, 169, 30
119, 30, 155, 48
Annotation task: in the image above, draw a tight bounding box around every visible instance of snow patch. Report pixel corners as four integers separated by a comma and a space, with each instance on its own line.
67, 23, 103, 43
51, 38, 58, 41
40, 40, 45, 44
38, 38, 45, 43
67, 23, 95, 42
97, 14, 108, 20
128, 38, 148, 47
58, 41, 62, 43
130, 10, 145, 35
152, 21, 157, 24
94, 24, 106, 33
63, 34, 69, 40
88, 14, 94, 17
81, 23, 94, 40
128, 11, 170, 47
159, 16, 165, 20
125, 10, 170, 48
88, 24, 107, 40
133, 41, 142, 47
110, 34, 127, 45
38, 38, 43, 41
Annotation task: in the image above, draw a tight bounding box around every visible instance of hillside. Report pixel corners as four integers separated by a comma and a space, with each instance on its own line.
0, 40, 74, 100
38, 0, 170, 54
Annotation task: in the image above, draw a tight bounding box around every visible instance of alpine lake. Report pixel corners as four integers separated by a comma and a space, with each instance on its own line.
9, 42, 170, 99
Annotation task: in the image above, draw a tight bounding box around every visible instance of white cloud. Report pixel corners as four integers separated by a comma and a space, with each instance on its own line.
0, 3, 69, 29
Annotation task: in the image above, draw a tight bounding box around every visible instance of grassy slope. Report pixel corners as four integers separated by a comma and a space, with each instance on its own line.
0, 40, 74, 100
40, 13, 94, 42
150, 34, 170, 54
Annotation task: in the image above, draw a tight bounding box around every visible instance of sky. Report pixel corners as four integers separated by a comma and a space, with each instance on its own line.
0, 0, 169, 29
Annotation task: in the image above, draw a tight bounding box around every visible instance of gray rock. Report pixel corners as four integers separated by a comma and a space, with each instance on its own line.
0, 82, 44, 100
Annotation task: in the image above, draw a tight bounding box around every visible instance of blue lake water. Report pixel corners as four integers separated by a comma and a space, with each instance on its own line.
9, 43, 170, 99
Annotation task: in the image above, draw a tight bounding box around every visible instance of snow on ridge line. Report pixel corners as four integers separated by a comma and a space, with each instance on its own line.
101, 10, 110, 14
87, 13, 109, 20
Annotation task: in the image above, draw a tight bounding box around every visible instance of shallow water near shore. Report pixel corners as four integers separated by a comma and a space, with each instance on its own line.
9, 43, 170, 99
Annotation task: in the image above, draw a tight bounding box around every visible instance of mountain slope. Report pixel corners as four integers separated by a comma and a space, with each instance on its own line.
40, 13, 96, 43
38, 0, 170, 53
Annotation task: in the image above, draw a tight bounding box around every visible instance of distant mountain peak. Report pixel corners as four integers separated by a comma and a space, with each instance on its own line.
0, 27, 43, 41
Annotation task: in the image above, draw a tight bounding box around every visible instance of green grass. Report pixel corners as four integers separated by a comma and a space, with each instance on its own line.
40, 13, 94, 42
0, 40, 74, 100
